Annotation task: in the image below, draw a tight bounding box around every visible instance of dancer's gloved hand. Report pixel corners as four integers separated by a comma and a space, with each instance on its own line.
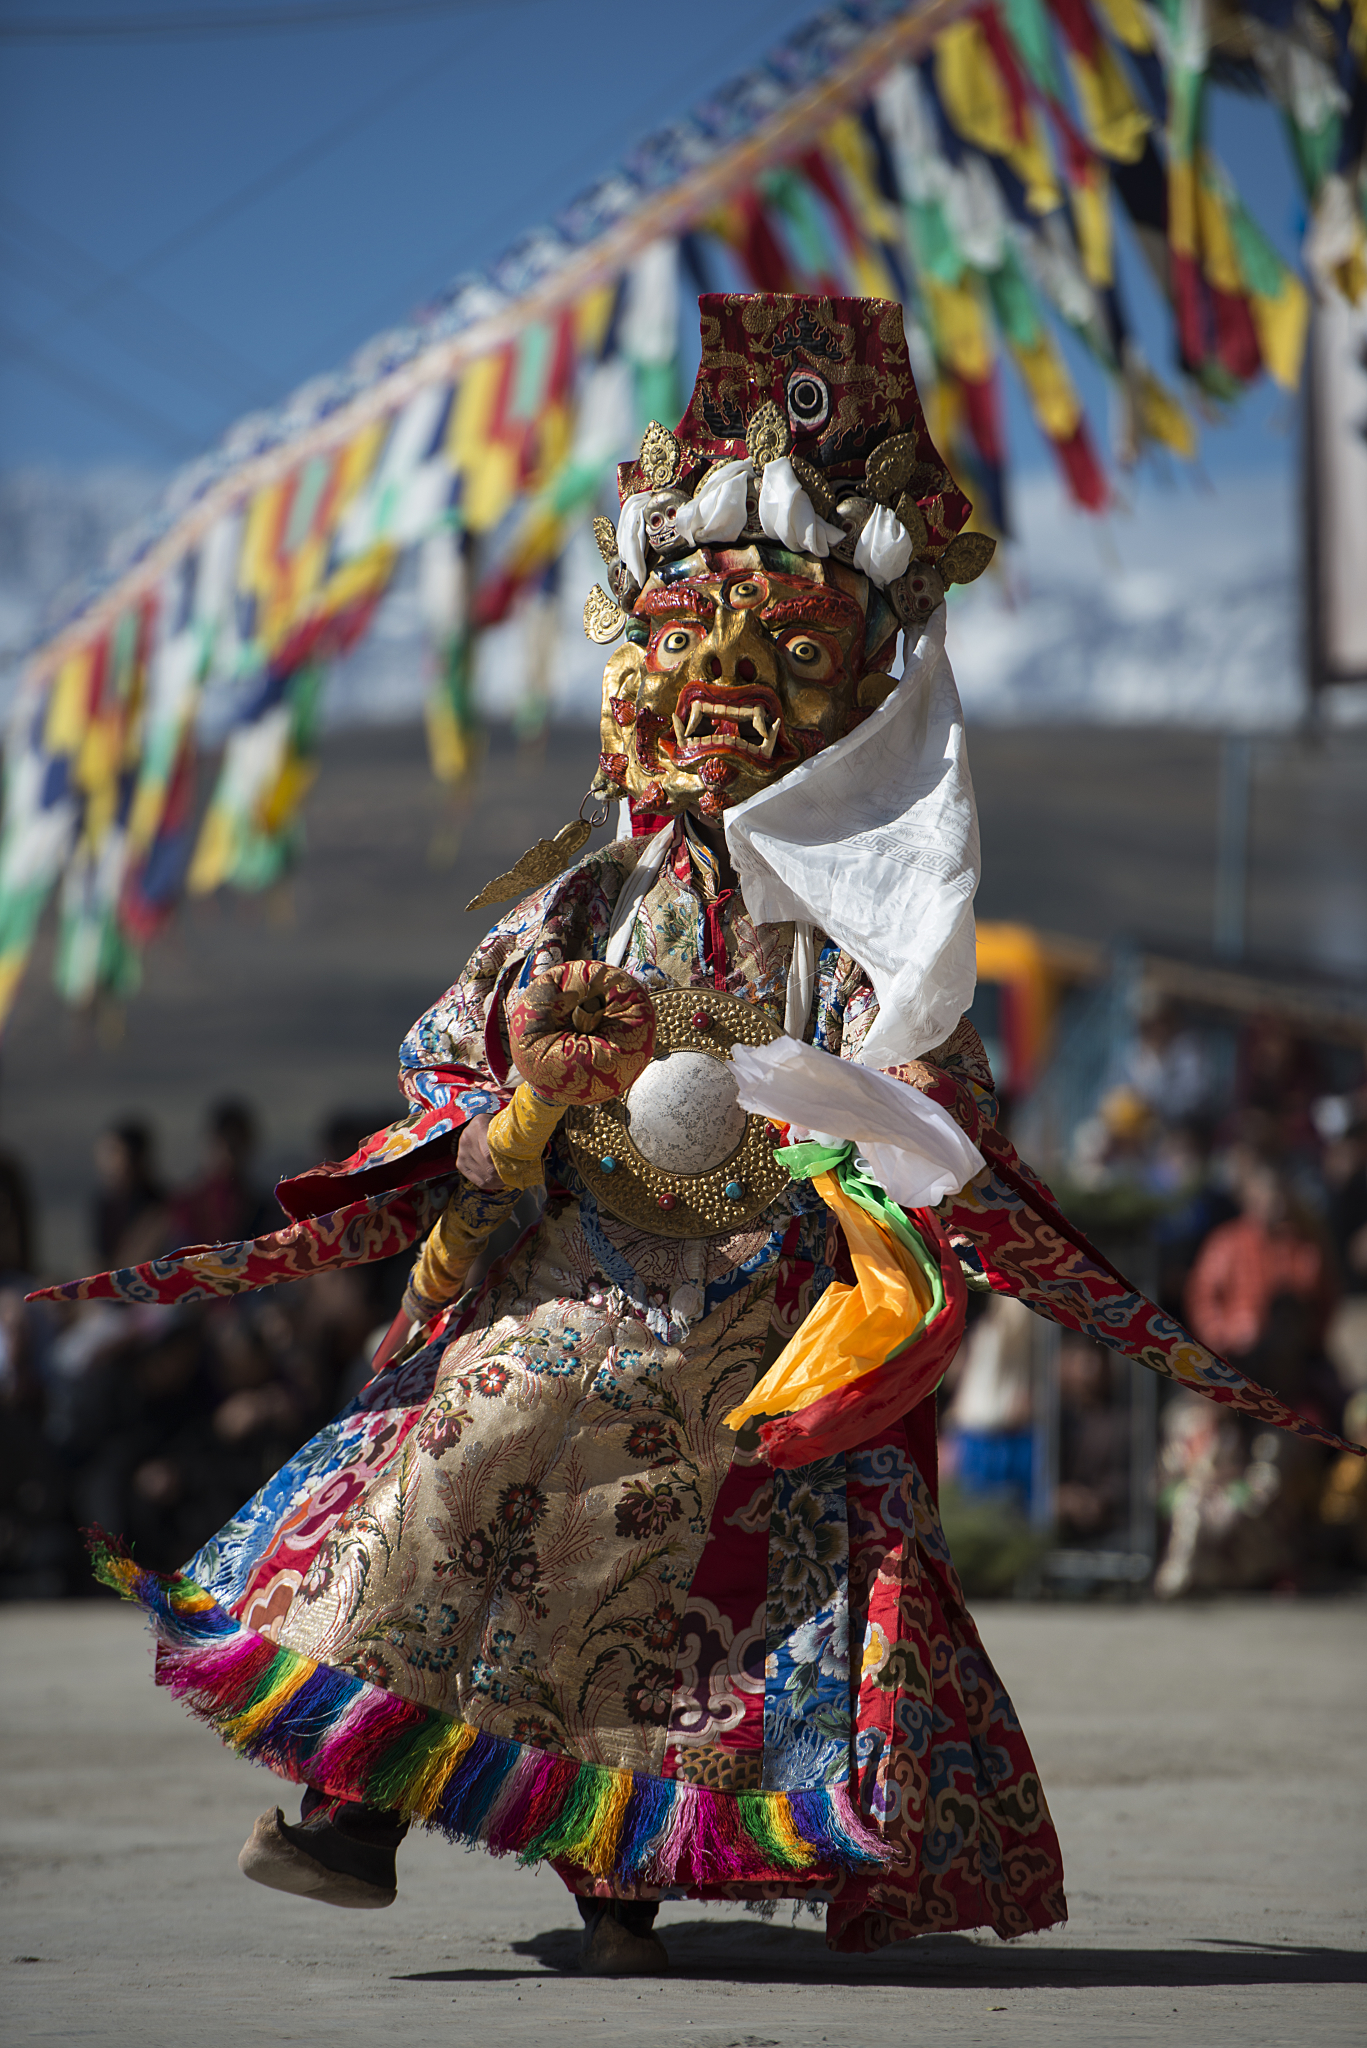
456, 1112, 504, 1191
475, 962, 658, 1193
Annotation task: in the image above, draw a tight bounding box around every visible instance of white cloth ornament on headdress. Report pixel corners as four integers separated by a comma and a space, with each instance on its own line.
615, 494, 651, 589
672, 458, 752, 547
852, 502, 914, 589
725, 606, 979, 1069
757, 457, 845, 558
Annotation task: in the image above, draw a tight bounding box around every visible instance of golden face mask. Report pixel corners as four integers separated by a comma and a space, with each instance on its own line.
596, 543, 899, 818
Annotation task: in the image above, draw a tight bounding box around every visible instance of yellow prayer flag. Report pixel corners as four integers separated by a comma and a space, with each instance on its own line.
1168, 158, 1198, 261
848, 244, 900, 302
1091, 0, 1153, 50
574, 284, 618, 359
187, 805, 233, 896
1131, 365, 1198, 458
0, 950, 30, 1033
333, 419, 388, 509
922, 273, 995, 382
44, 649, 94, 757
424, 692, 476, 788
1071, 172, 1114, 286
257, 751, 317, 837
1195, 169, 1245, 295
1067, 46, 1150, 163
1250, 276, 1309, 390
237, 482, 287, 600
935, 21, 1017, 159
447, 352, 506, 473
463, 442, 521, 535
823, 114, 903, 244
1009, 334, 1083, 440
933, 20, 1060, 212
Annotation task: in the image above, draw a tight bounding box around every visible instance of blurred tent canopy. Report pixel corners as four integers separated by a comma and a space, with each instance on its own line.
1, 0, 1364, 1028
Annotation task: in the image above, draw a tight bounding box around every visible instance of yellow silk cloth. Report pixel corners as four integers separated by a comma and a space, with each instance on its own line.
407, 1195, 505, 1313
725, 1170, 936, 1429
487, 1083, 566, 1190
406, 1082, 563, 1314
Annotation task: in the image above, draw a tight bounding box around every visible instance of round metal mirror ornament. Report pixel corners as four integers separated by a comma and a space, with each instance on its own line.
564, 986, 789, 1238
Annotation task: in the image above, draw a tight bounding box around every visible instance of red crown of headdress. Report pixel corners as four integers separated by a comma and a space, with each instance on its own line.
617, 292, 973, 559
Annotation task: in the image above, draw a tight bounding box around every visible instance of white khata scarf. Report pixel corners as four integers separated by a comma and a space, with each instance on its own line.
725, 606, 979, 1070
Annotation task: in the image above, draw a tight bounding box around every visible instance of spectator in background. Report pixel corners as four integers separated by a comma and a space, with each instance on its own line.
0, 1145, 36, 1276
1054, 1336, 1131, 1545
1235, 1016, 1324, 1168
1154, 1398, 1291, 1597
45, 1102, 409, 1592
1320, 1387, 1367, 1572
170, 1098, 277, 1247
941, 1293, 1036, 1508
1185, 1157, 1338, 1407
1160, 1154, 1344, 1597
1124, 996, 1210, 1122
1324, 1115, 1367, 1394
1153, 1116, 1239, 1316
1070, 1085, 1161, 1194
92, 1118, 167, 1266
0, 1147, 75, 1596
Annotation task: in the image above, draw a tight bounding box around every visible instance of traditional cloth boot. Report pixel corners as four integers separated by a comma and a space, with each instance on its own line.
238, 1788, 408, 1908
575, 1895, 669, 1976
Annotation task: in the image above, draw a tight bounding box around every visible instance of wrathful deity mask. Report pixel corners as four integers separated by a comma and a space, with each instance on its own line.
596, 542, 901, 817
583, 293, 996, 824
467, 293, 996, 909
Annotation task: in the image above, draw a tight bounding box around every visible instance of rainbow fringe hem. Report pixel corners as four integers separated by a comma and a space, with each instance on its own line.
92, 1540, 890, 1889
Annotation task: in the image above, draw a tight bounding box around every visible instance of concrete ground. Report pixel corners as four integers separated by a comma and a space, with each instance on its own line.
3, 1596, 1364, 2047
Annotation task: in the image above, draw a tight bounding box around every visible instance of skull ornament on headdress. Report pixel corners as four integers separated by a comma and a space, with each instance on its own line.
585, 293, 995, 820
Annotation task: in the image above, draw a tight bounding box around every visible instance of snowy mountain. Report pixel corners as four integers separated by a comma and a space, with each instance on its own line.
0, 466, 165, 703
333, 470, 1313, 733
0, 463, 1311, 732
948, 470, 1305, 730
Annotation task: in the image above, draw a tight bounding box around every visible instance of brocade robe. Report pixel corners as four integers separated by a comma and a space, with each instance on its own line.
177, 822, 1067, 1952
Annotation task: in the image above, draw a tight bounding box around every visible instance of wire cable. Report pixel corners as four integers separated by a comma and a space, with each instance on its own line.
1, 2, 508, 41
0, 202, 273, 405
24, 25, 496, 347
0, 319, 200, 455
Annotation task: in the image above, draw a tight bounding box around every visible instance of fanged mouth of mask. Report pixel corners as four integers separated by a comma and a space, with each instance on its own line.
668, 693, 782, 761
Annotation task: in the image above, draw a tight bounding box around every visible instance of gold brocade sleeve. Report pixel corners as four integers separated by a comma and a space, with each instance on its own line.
400, 1084, 566, 1326
401, 1178, 521, 1324
485, 1085, 566, 1190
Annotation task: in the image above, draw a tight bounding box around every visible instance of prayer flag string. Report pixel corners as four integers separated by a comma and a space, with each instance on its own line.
1, 0, 1362, 1025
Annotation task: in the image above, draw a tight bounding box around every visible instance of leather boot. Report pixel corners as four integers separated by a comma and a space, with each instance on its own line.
238, 1788, 408, 1908
575, 1895, 669, 1976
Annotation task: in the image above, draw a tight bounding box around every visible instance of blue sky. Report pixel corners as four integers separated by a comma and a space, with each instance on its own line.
0, 0, 1307, 490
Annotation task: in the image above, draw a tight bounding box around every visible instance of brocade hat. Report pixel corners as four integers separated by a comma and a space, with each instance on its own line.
623, 292, 970, 539
588, 293, 993, 649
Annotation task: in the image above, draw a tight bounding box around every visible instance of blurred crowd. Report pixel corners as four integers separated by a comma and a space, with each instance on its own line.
2, 994, 1365, 1604
0, 1101, 407, 1599
940, 997, 1367, 1598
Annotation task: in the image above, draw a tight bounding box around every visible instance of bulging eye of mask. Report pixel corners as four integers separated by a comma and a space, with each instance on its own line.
594, 545, 893, 819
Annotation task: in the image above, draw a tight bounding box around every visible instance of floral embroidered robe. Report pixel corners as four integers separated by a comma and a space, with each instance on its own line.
184, 822, 1067, 1952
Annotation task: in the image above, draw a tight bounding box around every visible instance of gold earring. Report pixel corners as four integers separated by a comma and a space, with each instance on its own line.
465, 787, 612, 914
